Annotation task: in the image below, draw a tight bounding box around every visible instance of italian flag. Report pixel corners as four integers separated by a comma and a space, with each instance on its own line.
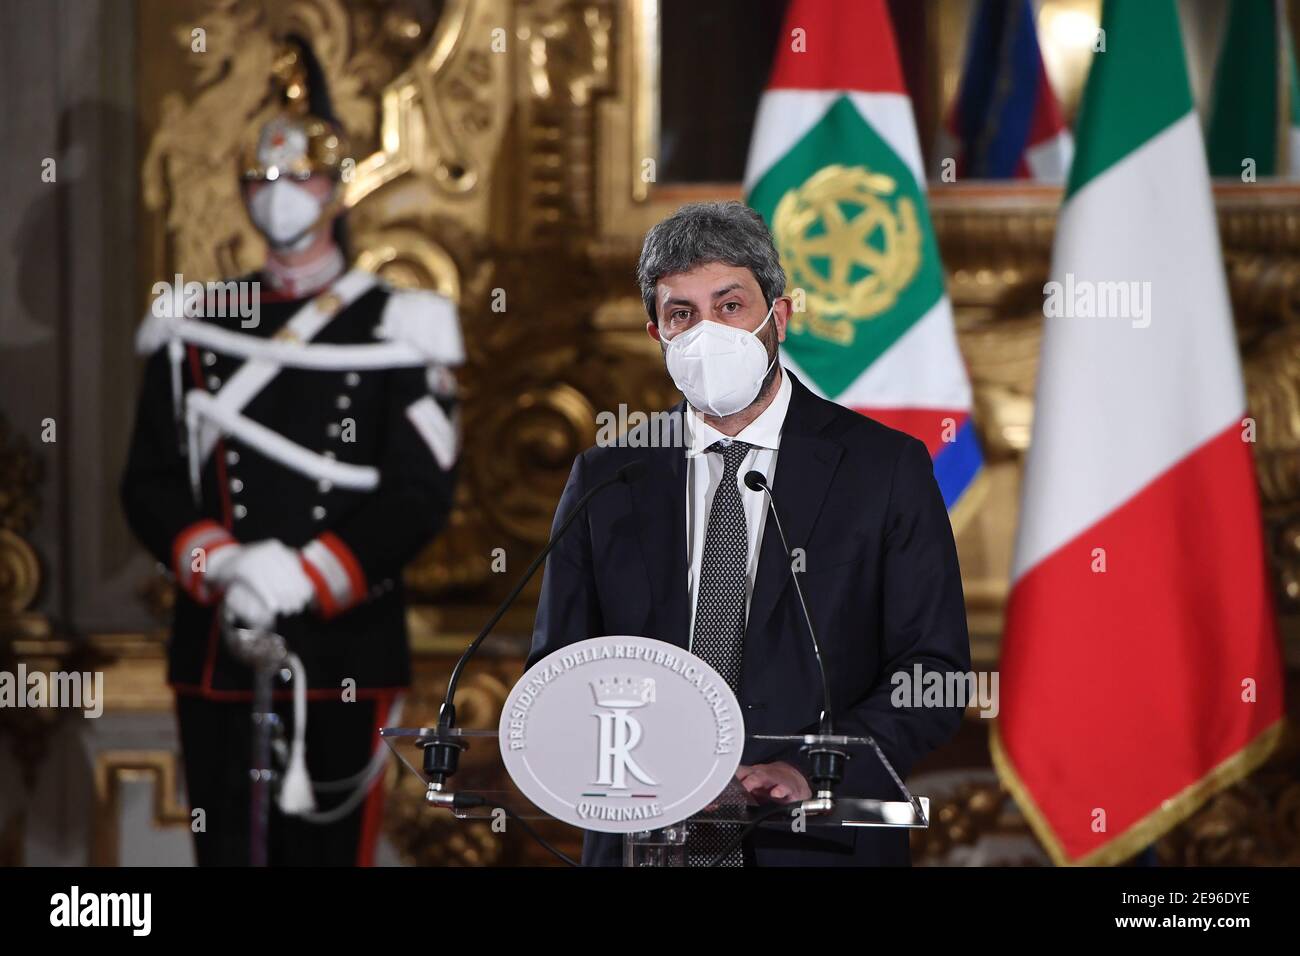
744, 0, 982, 520
993, 0, 1285, 865
1205, 0, 1300, 178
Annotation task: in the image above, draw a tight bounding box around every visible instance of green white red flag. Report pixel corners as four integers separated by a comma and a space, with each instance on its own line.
744, 0, 983, 518
994, 0, 1285, 865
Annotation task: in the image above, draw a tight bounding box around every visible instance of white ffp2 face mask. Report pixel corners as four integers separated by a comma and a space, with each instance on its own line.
663, 302, 778, 418
247, 179, 326, 251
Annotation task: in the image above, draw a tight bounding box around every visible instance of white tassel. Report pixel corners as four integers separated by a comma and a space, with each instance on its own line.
277, 652, 316, 815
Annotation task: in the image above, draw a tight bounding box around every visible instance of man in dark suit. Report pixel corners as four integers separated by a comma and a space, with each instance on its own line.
529, 201, 970, 866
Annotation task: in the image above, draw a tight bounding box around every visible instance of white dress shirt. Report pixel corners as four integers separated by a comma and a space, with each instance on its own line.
684, 368, 793, 651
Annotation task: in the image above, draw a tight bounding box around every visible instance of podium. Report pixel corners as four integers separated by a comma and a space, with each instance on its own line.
380, 726, 930, 867
385, 632, 932, 866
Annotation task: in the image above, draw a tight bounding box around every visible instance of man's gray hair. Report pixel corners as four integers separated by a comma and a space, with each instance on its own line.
637, 201, 787, 323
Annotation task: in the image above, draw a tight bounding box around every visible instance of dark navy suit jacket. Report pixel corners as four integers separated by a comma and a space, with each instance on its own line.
527, 371, 971, 866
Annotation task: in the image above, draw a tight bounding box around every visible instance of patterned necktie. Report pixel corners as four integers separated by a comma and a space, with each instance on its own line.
687, 439, 752, 867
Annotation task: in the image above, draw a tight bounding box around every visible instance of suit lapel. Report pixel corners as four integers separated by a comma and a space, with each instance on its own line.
745, 375, 842, 641
629, 424, 690, 650
629, 374, 842, 652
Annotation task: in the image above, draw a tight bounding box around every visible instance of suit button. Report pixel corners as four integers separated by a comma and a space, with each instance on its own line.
226, 450, 240, 465
336, 395, 351, 410
233, 504, 248, 520
326, 423, 341, 438
323, 450, 336, 460
317, 479, 332, 493
230, 478, 244, 493
207, 375, 221, 390
203, 351, 217, 366
311, 505, 327, 521
345, 372, 360, 387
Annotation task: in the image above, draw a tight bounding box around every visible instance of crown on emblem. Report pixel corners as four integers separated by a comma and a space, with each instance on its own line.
590, 674, 656, 709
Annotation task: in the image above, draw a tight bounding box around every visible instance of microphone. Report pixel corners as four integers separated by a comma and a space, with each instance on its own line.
423, 458, 647, 791
743, 470, 834, 736
743, 468, 845, 797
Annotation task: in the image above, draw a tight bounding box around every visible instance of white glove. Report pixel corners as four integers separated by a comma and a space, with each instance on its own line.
224, 540, 315, 618
204, 542, 245, 587
223, 579, 275, 631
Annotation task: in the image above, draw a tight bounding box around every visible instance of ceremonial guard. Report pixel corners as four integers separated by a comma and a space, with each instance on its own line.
121, 41, 463, 866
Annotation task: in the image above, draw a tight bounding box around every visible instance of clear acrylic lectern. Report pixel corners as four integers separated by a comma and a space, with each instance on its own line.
380, 726, 930, 867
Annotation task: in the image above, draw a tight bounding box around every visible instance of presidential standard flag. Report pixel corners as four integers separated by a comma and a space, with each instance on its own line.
941, 0, 1074, 181
1205, 0, 1300, 178
744, 0, 983, 521
994, 0, 1285, 865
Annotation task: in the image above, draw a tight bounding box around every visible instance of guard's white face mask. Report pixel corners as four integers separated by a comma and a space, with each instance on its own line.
247, 178, 325, 251
663, 301, 778, 418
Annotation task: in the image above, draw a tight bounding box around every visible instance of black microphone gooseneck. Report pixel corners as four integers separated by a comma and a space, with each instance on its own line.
743, 468, 846, 796
422, 459, 647, 790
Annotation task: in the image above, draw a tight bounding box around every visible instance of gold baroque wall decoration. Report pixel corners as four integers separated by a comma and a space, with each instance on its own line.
353, 226, 464, 300
1244, 324, 1300, 509
0, 416, 41, 544
344, 0, 509, 209
909, 779, 1045, 866
1211, 189, 1300, 618
930, 189, 1058, 464
512, 0, 617, 247
0, 411, 53, 645
0, 411, 79, 789
1242, 318, 1300, 612
520, 0, 613, 109
0, 529, 40, 626
91, 751, 193, 866
1155, 734, 1300, 866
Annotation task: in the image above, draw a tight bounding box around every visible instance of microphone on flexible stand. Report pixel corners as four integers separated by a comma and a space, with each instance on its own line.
743, 469, 846, 802
421, 459, 647, 799
743, 469, 928, 829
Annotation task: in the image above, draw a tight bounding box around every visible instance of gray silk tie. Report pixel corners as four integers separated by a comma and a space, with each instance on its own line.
687, 439, 752, 867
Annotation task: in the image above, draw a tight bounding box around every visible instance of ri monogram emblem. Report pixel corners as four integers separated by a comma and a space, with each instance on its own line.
591, 675, 657, 790
498, 636, 744, 833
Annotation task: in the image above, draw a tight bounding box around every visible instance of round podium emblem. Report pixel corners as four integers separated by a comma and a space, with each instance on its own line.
498, 635, 745, 833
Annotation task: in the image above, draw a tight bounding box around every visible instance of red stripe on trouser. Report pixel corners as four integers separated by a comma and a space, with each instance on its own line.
356, 692, 395, 867
998, 423, 1284, 861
